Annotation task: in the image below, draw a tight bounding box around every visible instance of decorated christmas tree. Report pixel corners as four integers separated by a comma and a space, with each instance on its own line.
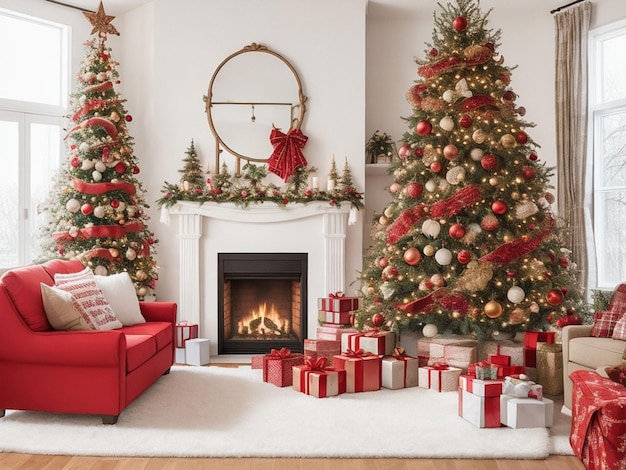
355, 0, 589, 340
178, 139, 206, 194
37, 2, 158, 299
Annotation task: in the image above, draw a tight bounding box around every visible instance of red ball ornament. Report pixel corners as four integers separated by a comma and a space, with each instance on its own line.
459, 114, 472, 128
480, 154, 499, 171
521, 166, 535, 179
372, 313, 385, 327
416, 120, 433, 136
449, 223, 466, 239
457, 249, 472, 264
403, 247, 422, 266
430, 161, 442, 173
481, 214, 500, 231
114, 162, 126, 174
529, 153, 538, 161
516, 131, 528, 144
110, 199, 120, 208
443, 144, 459, 160
559, 257, 569, 268
415, 148, 424, 158
405, 182, 424, 198
133, 165, 140, 174
453, 16, 468, 31
70, 157, 80, 168
398, 144, 411, 159
546, 288, 565, 306
506, 270, 516, 277
377, 257, 388, 269
81, 203, 93, 215
429, 48, 439, 57
491, 200, 508, 215
502, 91, 516, 103
125, 115, 132, 122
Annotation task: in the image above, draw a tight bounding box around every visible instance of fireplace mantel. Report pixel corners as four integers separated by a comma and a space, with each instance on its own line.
166, 201, 354, 353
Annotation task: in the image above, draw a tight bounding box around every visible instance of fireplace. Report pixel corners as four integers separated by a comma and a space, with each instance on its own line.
217, 252, 307, 354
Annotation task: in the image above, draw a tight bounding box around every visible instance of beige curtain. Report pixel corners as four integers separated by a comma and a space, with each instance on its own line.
554, 1, 591, 290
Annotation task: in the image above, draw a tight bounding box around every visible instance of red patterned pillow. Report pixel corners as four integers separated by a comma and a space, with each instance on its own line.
613, 314, 626, 340
591, 310, 622, 337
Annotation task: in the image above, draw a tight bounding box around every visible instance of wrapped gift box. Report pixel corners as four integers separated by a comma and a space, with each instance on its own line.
186, 338, 210, 366
381, 353, 419, 389
293, 361, 347, 398
500, 396, 554, 428
251, 354, 265, 369
536, 342, 564, 395
175, 347, 186, 364
459, 376, 503, 397
333, 351, 381, 393
175, 321, 198, 348
263, 349, 305, 387
418, 365, 462, 392
318, 295, 358, 313
304, 339, 341, 367
502, 376, 543, 400
488, 354, 510, 366
342, 330, 395, 357
318, 310, 353, 325
428, 340, 477, 373
524, 331, 556, 349
316, 325, 359, 341
469, 361, 525, 379
477, 340, 524, 366
459, 389, 501, 428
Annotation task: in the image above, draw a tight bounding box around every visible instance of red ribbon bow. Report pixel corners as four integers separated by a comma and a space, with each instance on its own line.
392, 347, 407, 359
328, 292, 345, 298
267, 127, 308, 181
304, 357, 328, 370
344, 348, 371, 358
269, 347, 292, 358
430, 361, 449, 370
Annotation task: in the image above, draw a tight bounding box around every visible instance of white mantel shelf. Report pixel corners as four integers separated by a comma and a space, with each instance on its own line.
166, 201, 354, 351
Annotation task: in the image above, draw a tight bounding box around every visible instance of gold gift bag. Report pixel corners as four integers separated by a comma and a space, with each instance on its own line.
536, 342, 564, 395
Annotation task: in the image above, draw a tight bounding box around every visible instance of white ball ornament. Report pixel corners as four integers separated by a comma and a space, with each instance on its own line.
79, 142, 90, 152
425, 179, 437, 193
421, 219, 441, 238
65, 198, 81, 213
81, 159, 95, 170
95, 161, 107, 172
446, 166, 466, 185
389, 182, 401, 194
126, 248, 137, 261
423, 323, 439, 338
431, 274, 445, 287
470, 148, 484, 161
439, 116, 454, 132
69, 226, 79, 238
438, 179, 451, 192
442, 89, 455, 103
93, 205, 106, 218
467, 223, 482, 235
423, 245, 436, 256
507, 286, 526, 304
435, 248, 453, 265
94, 265, 108, 276
472, 129, 487, 144
92, 170, 102, 182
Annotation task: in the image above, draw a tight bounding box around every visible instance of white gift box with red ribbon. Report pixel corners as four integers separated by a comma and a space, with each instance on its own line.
318, 292, 358, 313
381, 352, 419, 389
175, 320, 198, 348
418, 364, 462, 392
341, 330, 395, 356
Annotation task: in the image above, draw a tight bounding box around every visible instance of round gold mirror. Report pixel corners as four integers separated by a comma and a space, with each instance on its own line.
204, 43, 307, 177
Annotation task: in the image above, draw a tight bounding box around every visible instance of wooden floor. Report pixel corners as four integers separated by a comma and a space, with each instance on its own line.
0, 454, 585, 469
0, 364, 585, 470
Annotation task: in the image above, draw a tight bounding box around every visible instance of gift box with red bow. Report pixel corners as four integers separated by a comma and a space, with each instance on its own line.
333, 349, 381, 393
293, 357, 347, 398
304, 339, 341, 367
318, 310, 353, 325
342, 330, 395, 357
459, 375, 503, 397
316, 324, 359, 341
381, 348, 419, 389
478, 340, 524, 366
427, 339, 477, 373
318, 292, 358, 313
459, 389, 502, 428
175, 321, 198, 348
262, 348, 304, 387
418, 363, 462, 392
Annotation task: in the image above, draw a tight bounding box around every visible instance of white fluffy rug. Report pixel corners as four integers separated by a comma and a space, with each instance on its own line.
0, 365, 573, 458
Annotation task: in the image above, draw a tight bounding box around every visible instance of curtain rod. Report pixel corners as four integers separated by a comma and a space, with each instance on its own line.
551, 0, 585, 14
44, 0, 95, 13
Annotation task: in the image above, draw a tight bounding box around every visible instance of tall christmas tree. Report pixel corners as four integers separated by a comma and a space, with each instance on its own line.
38, 2, 158, 299
356, 0, 589, 340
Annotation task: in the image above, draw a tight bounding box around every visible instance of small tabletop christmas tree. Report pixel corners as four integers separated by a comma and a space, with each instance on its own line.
38, 1, 158, 299
355, 0, 589, 339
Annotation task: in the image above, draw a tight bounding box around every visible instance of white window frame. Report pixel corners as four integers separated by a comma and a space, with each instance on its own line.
587, 18, 626, 291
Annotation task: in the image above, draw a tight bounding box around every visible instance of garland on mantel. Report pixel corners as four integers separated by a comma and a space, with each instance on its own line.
156, 160, 365, 210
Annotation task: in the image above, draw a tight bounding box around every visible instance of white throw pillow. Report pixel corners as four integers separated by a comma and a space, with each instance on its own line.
53, 278, 122, 330
95, 272, 145, 326
41, 283, 96, 331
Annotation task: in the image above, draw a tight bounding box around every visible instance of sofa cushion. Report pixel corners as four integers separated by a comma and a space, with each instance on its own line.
40, 283, 96, 330
52, 278, 123, 330
591, 310, 622, 337
95, 273, 145, 326
613, 314, 626, 340
120, 322, 173, 352
41, 259, 86, 277
124, 334, 157, 373
569, 336, 626, 370
1, 265, 53, 331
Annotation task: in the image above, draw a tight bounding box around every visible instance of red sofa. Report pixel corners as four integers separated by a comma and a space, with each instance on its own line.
0, 259, 176, 424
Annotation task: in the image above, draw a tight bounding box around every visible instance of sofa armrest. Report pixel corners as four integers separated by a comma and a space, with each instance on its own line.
139, 301, 177, 324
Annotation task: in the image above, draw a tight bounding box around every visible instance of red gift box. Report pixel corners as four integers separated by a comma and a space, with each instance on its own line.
316, 325, 358, 341
318, 310, 353, 325
459, 388, 501, 428
333, 349, 381, 393
342, 330, 395, 356
478, 340, 524, 366
318, 292, 358, 312
293, 358, 347, 398
262, 348, 304, 387
488, 354, 511, 366
524, 331, 556, 349
175, 321, 198, 348
304, 339, 341, 367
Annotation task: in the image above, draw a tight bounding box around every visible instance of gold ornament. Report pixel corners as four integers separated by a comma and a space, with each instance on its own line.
500, 134, 517, 148
484, 300, 503, 319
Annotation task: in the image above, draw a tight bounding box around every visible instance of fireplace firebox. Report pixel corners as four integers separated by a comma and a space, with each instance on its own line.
217, 253, 307, 355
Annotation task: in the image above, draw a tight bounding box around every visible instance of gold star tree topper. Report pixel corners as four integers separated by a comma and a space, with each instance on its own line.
83, 1, 119, 36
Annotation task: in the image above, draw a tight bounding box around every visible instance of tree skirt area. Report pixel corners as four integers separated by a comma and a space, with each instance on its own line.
0, 365, 573, 459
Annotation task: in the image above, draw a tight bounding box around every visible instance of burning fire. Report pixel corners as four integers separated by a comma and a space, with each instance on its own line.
238, 302, 290, 336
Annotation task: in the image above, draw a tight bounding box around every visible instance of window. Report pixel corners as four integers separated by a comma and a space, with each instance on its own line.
588, 19, 626, 289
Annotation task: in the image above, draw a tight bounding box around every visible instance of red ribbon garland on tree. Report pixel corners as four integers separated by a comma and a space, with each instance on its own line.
429, 184, 482, 218
71, 178, 136, 195
386, 204, 428, 245
479, 217, 555, 264
267, 127, 308, 181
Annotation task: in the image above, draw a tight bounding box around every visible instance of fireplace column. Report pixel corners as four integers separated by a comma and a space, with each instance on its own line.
323, 211, 347, 294
177, 213, 202, 325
